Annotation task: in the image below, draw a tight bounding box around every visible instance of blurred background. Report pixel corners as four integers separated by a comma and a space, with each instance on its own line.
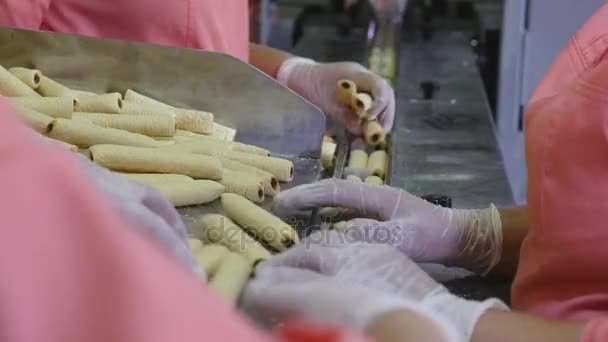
249, 0, 606, 205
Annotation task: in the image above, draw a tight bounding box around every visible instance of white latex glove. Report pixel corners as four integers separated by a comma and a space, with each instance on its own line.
273, 179, 502, 275
246, 232, 506, 341
75, 156, 204, 279
277, 57, 395, 135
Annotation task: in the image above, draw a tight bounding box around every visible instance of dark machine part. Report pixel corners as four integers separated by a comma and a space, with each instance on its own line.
421, 194, 453, 208
420, 80, 439, 100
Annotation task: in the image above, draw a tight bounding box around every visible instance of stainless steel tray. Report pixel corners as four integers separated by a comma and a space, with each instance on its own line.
0, 27, 327, 235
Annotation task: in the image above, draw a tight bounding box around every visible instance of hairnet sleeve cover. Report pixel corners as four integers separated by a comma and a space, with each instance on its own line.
529, 3, 608, 105
0, 0, 50, 28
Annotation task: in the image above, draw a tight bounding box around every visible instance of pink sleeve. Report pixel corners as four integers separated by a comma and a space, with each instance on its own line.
581, 317, 608, 342
0, 98, 366, 342
529, 3, 608, 104
0, 0, 51, 28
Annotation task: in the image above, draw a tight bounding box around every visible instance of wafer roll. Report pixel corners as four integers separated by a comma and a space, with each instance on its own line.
221, 193, 299, 252
10, 97, 74, 118
199, 214, 272, 265
8, 67, 41, 89
48, 119, 161, 148
90, 144, 223, 179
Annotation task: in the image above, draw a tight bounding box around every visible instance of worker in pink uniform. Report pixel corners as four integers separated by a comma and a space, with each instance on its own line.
262, 2, 608, 341
0, 96, 464, 341
0, 0, 395, 136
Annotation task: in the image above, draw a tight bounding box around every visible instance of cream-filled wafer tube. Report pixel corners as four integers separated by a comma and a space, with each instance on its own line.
37, 75, 76, 98
193, 244, 230, 276
343, 167, 371, 179
124, 89, 172, 107
228, 141, 269, 156
74, 93, 123, 113
208, 252, 252, 304
152, 136, 176, 141
321, 141, 337, 170
174, 108, 214, 134
223, 152, 293, 183
8, 67, 41, 89
337, 79, 356, 106
222, 159, 279, 196
150, 180, 224, 207
118, 173, 194, 185
121, 101, 177, 118
153, 140, 175, 146
177, 127, 237, 142
48, 119, 162, 148
13, 104, 53, 133
173, 135, 197, 144
346, 175, 362, 182
178, 133, 269, 156
0, 65, 40, 97
176, 137, 269, 156
220, 169, 264, 203
348, 149, 368, 168
71, 89, 97, 97
352, 92, 372, 119
221, 193, 299, 251
200, 214, 272, 266
212, 122, 236, 141
124, 89, 213, 134
363, 120, 385, 146
175, 129, 204, 138
364, 175, 384, 185
10, 97, 74, 118
163, 143, 294, 182
188, 238, 204, 252
90, 144, 223, 179
73, 112, 176, 137
367, 150, 387, 179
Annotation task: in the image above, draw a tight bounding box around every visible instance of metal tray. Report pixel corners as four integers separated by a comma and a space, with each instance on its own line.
0, 27, 327, 236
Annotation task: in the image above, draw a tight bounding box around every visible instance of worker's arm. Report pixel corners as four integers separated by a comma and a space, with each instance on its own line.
472, 310, 583, 342
0, 0, 50, 28
368, 309, 587, 342
248, 43, 395, 134
492, 206, 530, 276
367, 309, 458, 342
249, 43, 292, 78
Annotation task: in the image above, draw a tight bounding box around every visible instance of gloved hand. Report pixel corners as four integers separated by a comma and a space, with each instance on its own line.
277, 57, 395, 135
273, 179, 502, 275
245, 234, 460, 341
246, 232, 506, 341
75, 156, 204, 279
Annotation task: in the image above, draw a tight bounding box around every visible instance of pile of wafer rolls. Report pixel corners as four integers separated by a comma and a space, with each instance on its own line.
186, 194, 301, 304
0, 64, 295, 205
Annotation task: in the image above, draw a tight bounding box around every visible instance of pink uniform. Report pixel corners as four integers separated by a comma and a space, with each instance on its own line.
0, 0, 249, 62
513, 1, 608, 325
0, 98, 367, 341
